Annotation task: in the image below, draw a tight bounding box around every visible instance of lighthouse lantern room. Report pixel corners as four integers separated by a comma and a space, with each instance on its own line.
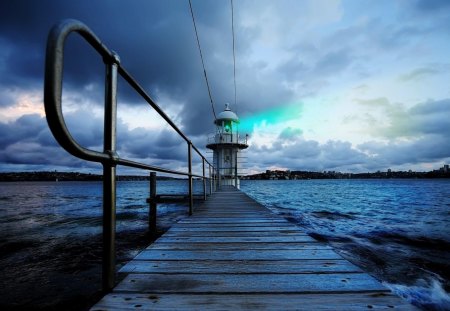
207, 103, 248, 188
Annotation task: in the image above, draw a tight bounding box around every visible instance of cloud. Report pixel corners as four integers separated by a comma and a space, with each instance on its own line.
247, 137, 368, 172
278, 127, 303, 141
358, 135, 450, 166
399, 65, 449, 82
0, 114, 86, 168
0, 114, 49, 147
0, 109, 191, 172
1, 0, 449, 173
355, 98, 450, 139
414, 0, 450, 12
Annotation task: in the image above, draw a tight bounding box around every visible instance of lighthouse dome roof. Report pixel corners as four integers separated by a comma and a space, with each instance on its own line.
215, 103, 239, 124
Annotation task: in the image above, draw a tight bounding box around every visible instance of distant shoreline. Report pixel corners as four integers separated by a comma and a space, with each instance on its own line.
0, 171, 182, 182
1, 169, 449, 181
244, 168, 450, 180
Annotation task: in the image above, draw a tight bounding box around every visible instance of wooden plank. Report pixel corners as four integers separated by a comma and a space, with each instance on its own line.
119, 259, 362, 274
158, 235, 317, 243
178, 219, 285, 224
162, 231, 309, 237
174, 222, 292, 227
92, 293, 418, 311
134, 249, 343, 261
144, 242, 332, 250
167, 226, 303, 232
115, 273, 389, 293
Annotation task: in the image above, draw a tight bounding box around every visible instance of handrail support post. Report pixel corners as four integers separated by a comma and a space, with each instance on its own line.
209, 164, 213, 194
202, 158, 206, 200
102, 52, 120, 292
188, 142, 193, 216
149, 172, 157, 237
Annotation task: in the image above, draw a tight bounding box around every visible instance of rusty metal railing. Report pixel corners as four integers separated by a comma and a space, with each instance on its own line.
43, 19, 217, 292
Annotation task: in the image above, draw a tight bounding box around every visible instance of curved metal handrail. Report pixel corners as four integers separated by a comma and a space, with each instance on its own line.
44, 19, 217, 292
44, 19, 113, 163
44, 19, 212, 173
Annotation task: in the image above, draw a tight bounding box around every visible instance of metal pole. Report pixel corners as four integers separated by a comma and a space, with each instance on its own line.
188, 141, 193, 216
102, 52, 119, 292
209, 164, 212, 194
235, 149, 239, 189
214, 167, 217, 191
202, 158, 206, 200
149, 172, 157, 237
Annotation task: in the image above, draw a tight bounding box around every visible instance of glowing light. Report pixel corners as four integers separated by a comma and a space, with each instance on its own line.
224, 123, 231, 132
239, 103, 303, 133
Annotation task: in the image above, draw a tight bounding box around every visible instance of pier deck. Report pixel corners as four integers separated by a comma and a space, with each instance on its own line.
91, 186, 417, 310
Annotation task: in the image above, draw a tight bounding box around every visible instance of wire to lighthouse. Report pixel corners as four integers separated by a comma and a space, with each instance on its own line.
188, 0, 218, 121
231, 0, 237, 115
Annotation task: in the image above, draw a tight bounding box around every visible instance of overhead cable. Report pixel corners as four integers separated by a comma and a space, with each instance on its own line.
188, 0, 217, 121
231, 0, 237, 114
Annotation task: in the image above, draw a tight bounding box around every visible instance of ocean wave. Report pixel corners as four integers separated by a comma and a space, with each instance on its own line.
307, 231, 353, 243
359, 230, 450, 250
310, 210, 356, 220
385, 278, 450, 311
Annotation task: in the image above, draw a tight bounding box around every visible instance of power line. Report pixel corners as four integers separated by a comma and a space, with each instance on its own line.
231, 0, 237, 114
188, 0, 217, 121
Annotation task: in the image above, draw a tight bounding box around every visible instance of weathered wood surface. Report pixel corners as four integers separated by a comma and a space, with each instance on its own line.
91, 186, 418, 310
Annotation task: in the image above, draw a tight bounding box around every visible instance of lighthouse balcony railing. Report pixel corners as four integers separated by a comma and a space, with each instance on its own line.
43, 19, 217, 292
207, 133, 248, 145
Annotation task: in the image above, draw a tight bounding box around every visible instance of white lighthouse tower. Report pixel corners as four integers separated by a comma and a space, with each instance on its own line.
207, 103, 248, 188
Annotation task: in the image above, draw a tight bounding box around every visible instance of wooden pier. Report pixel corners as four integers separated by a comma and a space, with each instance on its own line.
91, 186, 417, 310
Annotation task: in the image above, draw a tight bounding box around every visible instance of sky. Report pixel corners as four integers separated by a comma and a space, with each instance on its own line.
0, 0, 449, 175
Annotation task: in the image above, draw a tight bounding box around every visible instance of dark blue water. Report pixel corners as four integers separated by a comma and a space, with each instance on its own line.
0, 179, 449, 310
241, 179, 450, 310
0, 179, 203, 310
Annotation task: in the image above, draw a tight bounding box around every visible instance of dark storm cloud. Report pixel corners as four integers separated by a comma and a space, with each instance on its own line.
0, 0, 236, 136
119, 127, 187, 162
0, 87, 17, 107
247, 135, 369, 172
0, 109, 188, 171
358, 135, 450, 166
0, 114, 48, 147
0, 113, 83, 167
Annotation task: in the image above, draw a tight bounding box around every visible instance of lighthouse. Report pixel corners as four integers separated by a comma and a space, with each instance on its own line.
207, 103, 248, 188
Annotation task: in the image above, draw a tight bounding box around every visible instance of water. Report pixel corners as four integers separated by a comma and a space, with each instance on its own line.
241, 179, 450, 311
0, 179, 449, 310
0, 179, 203, 310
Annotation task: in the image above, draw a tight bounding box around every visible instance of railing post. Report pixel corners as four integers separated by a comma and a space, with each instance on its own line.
202, 158, 206, 200
215, 168, 219, 190
213, 168, 217, 191
188, 141, 193, 216
235, 150, 239, 189
149, 172, 157, 237
102, 52, 120, 292
209, 164, 213, 194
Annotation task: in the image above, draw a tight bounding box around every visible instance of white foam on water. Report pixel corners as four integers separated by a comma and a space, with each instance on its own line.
384, 278, 450, 311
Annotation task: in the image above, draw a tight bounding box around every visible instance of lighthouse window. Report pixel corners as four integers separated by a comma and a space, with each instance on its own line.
224, 120, 231, 133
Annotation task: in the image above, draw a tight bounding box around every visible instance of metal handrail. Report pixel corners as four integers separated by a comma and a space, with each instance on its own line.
43, 19, 217, 292
44, 19, 212, 173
